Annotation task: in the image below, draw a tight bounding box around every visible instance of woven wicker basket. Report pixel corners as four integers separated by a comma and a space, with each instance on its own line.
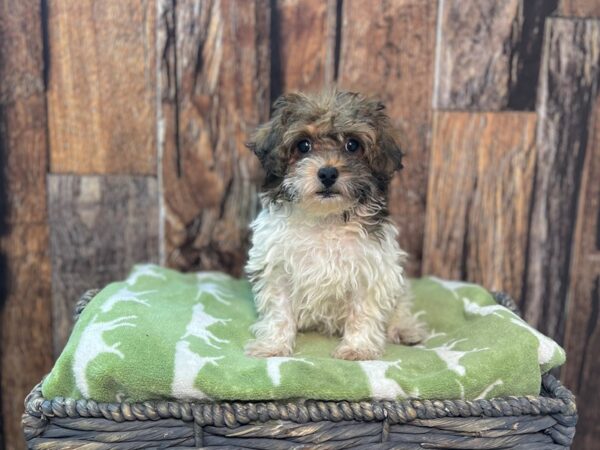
22, 290, 577, 449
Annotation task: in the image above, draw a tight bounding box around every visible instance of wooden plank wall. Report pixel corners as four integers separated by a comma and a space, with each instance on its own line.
0, 0, 53, 448
433, 0, 559, 110
1, 1, 600, 449
272, 0, 337, 93
424, 112, 537, 297
47, 1, 157, 174
523, 17, 600, 342
158, 0, 269, 276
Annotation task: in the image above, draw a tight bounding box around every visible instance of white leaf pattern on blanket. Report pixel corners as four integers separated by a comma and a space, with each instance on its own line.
127, 264, 167, 286
172, 341, 223, 399
456, 283, 560, 365
197, 272, 234, 282
171, 300, 229, 399
73, 315, 137, 397
509, 318, 560, 364
100, 287, 155, 313
266, 357, 314, 386
431, 277, 474, 295
455, 379, 466, 400
417, 339, 488, 376
475, 379, 504, 400
196, 281, 236, 306
183, 303, 230, 349
461, 296, 519, 319
455, 378, 504, 400
359, 360, 408, 399
425, 329, 447, 342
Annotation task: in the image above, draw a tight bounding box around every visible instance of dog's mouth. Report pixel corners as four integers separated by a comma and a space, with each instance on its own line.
315, 189, 341, 199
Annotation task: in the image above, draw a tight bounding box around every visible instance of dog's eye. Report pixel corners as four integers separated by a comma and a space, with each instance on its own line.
296, 139, 312, 154
345, 138, 361, 153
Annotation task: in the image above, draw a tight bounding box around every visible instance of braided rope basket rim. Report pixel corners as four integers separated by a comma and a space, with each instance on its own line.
23, 289, 577, 434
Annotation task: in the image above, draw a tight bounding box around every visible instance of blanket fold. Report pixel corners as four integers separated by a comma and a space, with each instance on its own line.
42, 264, 565, 403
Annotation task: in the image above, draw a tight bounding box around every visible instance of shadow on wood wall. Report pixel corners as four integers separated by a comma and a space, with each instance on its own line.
1, 1, 599, 449
0, 101, 11, 450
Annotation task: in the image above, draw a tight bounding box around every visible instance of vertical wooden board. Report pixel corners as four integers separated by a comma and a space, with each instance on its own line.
523, 18, 600, 343
422, 112, 537, 301
337, 0, 437, 275
159, 0, 270, 275
563, 97, 600, 450
0, 0, 47, 223
422, 113, 478, 281
434, 0, 558, 110
0, 98, 48, 224
47, 0, 156, 174
0, 99, 50, 448
0, 0, 44, 104
560, 0, 600, 17
272, 0, 336, 95
0, 226, 52, 450
48, 175, 159, 355
0, 0, 52, 448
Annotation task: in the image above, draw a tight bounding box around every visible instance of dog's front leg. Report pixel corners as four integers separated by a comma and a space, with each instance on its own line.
333, 292, 386, 361
245, 286, 296, 358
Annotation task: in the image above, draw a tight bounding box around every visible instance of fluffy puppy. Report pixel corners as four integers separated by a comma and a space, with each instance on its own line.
245, 90, 427, 361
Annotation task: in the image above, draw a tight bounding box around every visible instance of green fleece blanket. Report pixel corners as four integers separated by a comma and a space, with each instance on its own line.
42, 264, 565, 403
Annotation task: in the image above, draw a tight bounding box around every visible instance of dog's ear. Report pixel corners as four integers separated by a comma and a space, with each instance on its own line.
246, 93, 303, 176
369, 107, 405, 179
246, 120, 282, 173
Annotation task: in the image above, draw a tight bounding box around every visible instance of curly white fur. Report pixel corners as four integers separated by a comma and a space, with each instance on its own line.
245, 203, 426, 361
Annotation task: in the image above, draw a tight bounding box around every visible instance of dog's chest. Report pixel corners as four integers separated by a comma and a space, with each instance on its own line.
283, 222, 363, 270
250, 211, 405, 333
274, 220, 386, 307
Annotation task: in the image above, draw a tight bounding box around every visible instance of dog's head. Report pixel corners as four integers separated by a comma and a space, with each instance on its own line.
247, 90, 404, 217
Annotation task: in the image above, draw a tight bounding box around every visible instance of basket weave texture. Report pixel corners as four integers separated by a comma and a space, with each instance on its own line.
22, 290, 577, 449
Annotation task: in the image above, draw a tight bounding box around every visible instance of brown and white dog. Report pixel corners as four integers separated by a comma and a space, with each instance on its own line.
245, 90, 427, 361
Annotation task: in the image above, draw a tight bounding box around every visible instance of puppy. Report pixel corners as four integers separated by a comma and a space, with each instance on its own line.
245, 90, 427, 361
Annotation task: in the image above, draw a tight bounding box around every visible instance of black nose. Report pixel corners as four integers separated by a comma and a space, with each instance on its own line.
318, 166, 339, 188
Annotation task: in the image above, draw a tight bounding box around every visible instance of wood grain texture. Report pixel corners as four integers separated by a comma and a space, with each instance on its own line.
0, 0, 47, 224
271, 0, 337, 95
1, 226, 52, 450
47, 0, 156, 174
0, 1, 52, 449
0, 99, 50, 449
337, 0, 437, 276
560, 0, 600, 17
48, 175, 159, 355
563, 96, 600, 450
159, 0, 270, 275
434, 0, 558, 110
0, 0, 44, 105
523, 18, 600, 343
422, 112, 537, 301
0, 98, 48, 224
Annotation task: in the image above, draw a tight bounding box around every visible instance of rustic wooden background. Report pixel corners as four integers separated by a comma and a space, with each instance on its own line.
0, 0, 599, 449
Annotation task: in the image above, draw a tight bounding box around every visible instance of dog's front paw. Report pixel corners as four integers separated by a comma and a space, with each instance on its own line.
332, 344, 381, 361
387, 320, 428, 345
245, 339, 293, 358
